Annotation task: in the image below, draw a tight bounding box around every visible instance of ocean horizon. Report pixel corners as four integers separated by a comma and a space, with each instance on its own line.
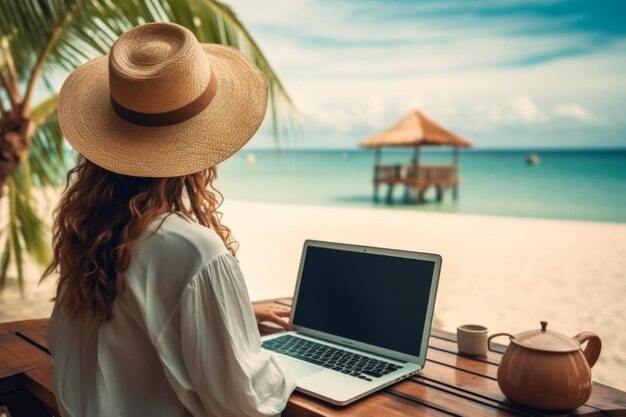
216, 148, 626, 224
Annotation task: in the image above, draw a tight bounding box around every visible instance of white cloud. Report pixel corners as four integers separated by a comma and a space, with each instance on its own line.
555, 104, 592, 120
505, 95, 545, 124
228, 0, 626, 148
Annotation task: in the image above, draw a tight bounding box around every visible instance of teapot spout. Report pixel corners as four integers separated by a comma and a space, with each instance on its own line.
572, 332, 602, 368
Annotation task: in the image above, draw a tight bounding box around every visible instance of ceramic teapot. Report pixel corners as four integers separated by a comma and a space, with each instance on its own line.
488, 321, 601, 411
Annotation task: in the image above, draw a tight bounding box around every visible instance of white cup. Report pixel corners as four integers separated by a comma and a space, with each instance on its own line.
457, 324, 489, 356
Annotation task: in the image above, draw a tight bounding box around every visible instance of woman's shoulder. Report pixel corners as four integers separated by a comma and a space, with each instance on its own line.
136, 212, 228, 267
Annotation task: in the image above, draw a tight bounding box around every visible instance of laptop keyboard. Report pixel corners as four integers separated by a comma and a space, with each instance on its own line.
262, 334, 403, 381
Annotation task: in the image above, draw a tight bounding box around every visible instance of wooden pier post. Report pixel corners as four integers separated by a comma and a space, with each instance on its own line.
452, 146, 459, 200
386, 184, 395, 204
417, 188, 425, 203
436, 186, 443, 202
373, 148, 382, 202
412, 146, 420, 167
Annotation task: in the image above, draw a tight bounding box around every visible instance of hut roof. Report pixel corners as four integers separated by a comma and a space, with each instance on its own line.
360, 111, 472, 148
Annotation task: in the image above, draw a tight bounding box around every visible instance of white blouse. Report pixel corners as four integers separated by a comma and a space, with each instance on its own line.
46, 212, 296, 417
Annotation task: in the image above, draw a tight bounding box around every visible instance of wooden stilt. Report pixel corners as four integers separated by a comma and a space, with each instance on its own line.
405, 186, 414, 203
417, 188, 425, 203
373, 148, 382, 203
386, 184, 395, 204
453, 147, 459, 201
367, 144, 466, 206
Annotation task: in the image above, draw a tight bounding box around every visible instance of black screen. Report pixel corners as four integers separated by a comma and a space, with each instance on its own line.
293, 246, 436, 357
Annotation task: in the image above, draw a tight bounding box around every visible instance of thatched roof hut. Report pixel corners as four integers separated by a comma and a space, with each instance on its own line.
361, 111, 472, 149
360, 110, 472, 204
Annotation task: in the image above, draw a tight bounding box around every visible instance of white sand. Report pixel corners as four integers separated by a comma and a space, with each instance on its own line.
2, 199, 625, 391
226, 200, 626, 391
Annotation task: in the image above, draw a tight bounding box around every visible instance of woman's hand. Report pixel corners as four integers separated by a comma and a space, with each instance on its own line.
253, 303, 293, 330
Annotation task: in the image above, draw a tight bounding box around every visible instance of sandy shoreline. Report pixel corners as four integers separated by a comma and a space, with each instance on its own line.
2, 199, 625, 391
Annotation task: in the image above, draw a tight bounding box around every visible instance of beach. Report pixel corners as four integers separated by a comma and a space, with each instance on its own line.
2, 199, 625, 391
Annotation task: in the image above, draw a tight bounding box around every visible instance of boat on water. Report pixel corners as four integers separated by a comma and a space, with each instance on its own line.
526, 152, 540, 166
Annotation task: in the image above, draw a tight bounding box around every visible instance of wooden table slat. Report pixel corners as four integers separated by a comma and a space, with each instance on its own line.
582, 383, 626, 413
426, 347, 499, 380
0, 319, 49, 335
424, 330, 626, 412
286, 390, 452, 417
415, 361, 602, 416
428, 336, 504, 365
16, 330, 48, 354
404, 377, 544, 417
0, 334, 50, 379
430, 329, 507, 354
431, 328, 459, 343
388, 379, 525, 417
412, 377, 613, 417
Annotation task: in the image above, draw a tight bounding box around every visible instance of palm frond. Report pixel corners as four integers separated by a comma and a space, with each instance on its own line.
21, 1, 76, 114
0, 238, 10, 288
0, 36, 21, 106
1, 160, 52, 288
30, 92, 58, 125
192, 0, 298, 137
13, 159, 51, 266
0, 0, 296, 290
0, 0, 296, 137
7, 176, 25, 289
0, 0, 76, 83
29, 98, 68, 187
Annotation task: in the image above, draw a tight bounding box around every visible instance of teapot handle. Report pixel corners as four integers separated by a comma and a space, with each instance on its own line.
573, 332, 602, 368
487, 333, 515, 352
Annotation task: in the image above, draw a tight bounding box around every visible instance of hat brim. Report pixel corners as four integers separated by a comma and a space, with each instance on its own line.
57, 44, 268, 177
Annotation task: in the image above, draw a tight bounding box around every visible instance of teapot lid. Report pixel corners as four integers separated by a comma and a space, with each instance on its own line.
511, 321, 580, 353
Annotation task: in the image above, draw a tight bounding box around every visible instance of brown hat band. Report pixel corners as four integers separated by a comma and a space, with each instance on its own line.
110, 71, 217, 127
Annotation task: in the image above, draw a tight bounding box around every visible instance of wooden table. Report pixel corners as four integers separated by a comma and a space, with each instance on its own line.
1, 297, 625, 416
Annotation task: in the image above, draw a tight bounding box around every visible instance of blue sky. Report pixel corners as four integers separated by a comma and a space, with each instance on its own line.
228, 0, 626, 149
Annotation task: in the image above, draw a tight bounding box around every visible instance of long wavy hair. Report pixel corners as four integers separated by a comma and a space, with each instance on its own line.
41, 156, 237, 323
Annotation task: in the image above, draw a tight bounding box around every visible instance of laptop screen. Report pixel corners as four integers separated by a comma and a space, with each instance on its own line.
292, 245, 436, 357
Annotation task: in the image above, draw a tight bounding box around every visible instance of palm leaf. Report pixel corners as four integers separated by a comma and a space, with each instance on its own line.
0, 0, 75, 83
8, 178, 25, 290
0, 239, 10, 288
198, 0, 297, 133
0, 0, 296, 134
13, 159, 51, 266
29, 94, 68, 187
0, 160, 52, 289
0, 0, 295, 290
30, 92, 58, 125
0, 97, 60, 287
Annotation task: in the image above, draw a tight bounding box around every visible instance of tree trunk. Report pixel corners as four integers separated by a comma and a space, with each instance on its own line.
0, 110, 32, 199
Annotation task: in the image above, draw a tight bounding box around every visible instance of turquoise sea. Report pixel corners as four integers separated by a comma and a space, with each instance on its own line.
217, 149, 626, 223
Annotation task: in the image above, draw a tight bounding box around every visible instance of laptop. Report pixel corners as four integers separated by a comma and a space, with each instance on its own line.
261, 240, 442, 405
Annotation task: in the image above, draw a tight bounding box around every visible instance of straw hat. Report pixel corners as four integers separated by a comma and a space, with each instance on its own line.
57, 22, 268, 177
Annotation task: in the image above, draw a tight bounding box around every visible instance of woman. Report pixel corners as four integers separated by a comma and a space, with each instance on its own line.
42, 22, 296, 416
